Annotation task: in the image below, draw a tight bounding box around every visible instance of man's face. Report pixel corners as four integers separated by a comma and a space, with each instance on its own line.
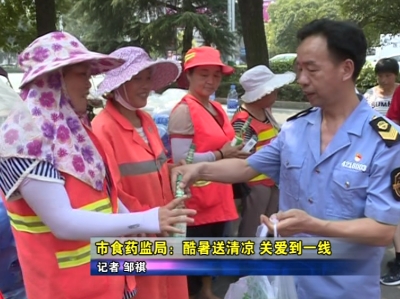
296, 35, 353, 107
377, 72, 397, 89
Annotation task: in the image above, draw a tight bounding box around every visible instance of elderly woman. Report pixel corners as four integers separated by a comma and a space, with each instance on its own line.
0, 32, 195, 299
232, 65, 295, 237
92, 46, 189, 299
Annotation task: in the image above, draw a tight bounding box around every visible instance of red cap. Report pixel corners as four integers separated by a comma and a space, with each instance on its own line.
183, 46, 234, 75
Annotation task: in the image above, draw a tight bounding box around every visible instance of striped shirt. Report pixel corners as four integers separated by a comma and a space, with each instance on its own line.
0, 157, 112, 201
232, 107, 270, 143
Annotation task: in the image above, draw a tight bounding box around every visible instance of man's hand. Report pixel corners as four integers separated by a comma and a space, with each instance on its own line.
167, 159, 187, 173
170, 163, 203, 194
260, 209, 317, 237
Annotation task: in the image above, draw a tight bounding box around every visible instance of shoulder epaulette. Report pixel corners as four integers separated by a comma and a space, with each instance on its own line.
369, 116, 400, 147
286, 107, 316, 122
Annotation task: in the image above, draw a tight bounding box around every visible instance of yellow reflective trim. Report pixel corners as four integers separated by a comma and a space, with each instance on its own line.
193, 180, 211, 187
8, 197, 112, 234
56, 244, 91, 269
250, 173, 269, 182
8, 212, 51, 233
80, 197, 112, 213
258, 128, 278, 142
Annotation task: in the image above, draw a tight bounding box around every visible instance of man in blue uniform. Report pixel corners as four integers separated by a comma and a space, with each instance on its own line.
171, 19, 400, 299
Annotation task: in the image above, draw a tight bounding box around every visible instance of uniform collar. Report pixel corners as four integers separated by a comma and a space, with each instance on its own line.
307, 99, 370, 137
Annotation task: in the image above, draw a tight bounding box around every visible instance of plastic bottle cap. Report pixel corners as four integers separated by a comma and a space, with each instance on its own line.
230, 84, 235, 89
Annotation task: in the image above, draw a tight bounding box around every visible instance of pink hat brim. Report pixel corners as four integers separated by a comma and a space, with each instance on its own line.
19, 51, 125, 88
96, 60, 182, 96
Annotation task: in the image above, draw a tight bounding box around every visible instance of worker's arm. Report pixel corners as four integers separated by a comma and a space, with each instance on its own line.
19, 178, 161, 241
171, 133, 282, 191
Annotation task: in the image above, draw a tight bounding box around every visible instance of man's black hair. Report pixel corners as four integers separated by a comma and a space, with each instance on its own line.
374, 58, 399, 75
297, 18, 367, 81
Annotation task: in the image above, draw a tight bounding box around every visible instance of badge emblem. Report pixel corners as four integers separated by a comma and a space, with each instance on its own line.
391, 168, 400, 201
354, 153, 362, 162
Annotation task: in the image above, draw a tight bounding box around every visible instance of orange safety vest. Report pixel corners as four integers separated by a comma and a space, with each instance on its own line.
231, 110, 279, 187
2, 128, 135, 299
92, 101, 188, 299
172, 94, 238, 225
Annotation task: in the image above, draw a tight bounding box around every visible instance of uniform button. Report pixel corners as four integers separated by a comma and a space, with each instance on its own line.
308, 198, 313, 203
315, 168, 320, 173
345, 181, 350, 188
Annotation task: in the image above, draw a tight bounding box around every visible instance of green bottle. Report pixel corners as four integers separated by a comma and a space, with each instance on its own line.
231, 117, 253, 146
173, 144, 196, 237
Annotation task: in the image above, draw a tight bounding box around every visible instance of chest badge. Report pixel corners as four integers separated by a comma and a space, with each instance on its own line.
354, 153, 362, 162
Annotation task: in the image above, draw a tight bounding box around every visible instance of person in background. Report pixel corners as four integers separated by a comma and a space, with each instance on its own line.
168, 46, 249, 299
0, 32, 195, 299
0, 191, 26, 299
364, 58, 399, 115
381, 69, 400, 286
386, 85, 400, 124
232, 65, 295, 237
170, 19, 400, 299
92, 46, 189, 299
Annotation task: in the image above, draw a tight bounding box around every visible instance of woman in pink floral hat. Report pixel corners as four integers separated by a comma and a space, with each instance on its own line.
0, 33, 195, 299
92, 46, 188, 299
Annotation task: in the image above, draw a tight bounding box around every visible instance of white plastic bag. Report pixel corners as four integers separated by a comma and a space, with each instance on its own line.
225, 275, 298, 299
224, 219, 298, 299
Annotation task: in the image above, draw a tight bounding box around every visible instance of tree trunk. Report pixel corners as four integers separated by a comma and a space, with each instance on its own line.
35, 0, 57, 37
181, 0, 195, 56
238, 0, 269, 68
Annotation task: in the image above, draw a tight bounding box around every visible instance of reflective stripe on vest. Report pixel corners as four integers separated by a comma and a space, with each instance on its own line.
118, 151, 168, 177
193, 180, 211, 187
56, 244, 91, 269
8, 197, 112, 234
250, 126, 279, 182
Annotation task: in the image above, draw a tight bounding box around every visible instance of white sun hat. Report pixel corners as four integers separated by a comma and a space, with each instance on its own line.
240, 65, 296, 103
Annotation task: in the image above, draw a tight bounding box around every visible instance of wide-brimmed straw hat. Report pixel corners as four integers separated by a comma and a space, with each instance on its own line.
240, 65, 295, 103
183, 46, 234, 75
96, 47, 182, 96
18, 31, 125, 88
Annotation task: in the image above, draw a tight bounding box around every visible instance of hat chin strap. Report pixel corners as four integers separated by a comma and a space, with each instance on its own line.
115, 85, 138, 111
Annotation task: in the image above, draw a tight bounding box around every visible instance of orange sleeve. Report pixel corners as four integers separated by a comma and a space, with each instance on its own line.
91, 118, 151, 212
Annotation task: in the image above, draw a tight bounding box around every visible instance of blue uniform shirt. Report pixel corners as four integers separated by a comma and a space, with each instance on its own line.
247, 100, 400, 299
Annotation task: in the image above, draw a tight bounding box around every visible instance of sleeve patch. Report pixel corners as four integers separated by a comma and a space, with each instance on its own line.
369, 116, 400, 147
390, 168, 400, 201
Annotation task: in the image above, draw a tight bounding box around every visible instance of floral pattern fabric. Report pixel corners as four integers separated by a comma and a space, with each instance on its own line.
0, 32, 123, 191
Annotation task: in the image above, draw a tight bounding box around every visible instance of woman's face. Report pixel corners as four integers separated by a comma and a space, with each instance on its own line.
63, 63, 91, 115
187, 66, 222, 98
118, 68, 152, 109
258, 90, 278, 108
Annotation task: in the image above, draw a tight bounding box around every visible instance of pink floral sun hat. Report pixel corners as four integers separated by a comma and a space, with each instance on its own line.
18, 31, 125, 88
96, 47, 182, 96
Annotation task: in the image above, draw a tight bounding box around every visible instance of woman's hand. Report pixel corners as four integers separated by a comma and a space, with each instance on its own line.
158, 196, 196, 234
220, 141, 251, 159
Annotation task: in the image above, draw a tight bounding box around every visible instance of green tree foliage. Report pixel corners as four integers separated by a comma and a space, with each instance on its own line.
66, 0, 234, 56
0, 0, 72, 53
0, 0, 36, 52
338, 0, 400, 46
266, 0, 340, 56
